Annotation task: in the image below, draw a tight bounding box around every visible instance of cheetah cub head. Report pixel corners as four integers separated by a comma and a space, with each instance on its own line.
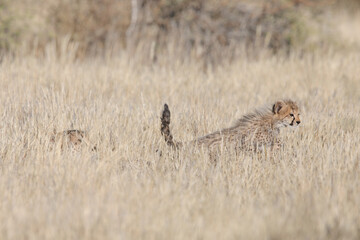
272, 99, 301, 128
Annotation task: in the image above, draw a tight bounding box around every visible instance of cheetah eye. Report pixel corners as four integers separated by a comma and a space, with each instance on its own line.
290, 113, 294, 117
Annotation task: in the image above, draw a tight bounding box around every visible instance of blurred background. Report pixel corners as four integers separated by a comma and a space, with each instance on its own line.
1, 0, 360, 66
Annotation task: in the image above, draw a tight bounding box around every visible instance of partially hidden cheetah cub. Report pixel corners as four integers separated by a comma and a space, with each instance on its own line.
160, 100, 301, 153
50, 129, 97, 151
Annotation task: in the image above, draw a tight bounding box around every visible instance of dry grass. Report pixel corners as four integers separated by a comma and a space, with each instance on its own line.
0, 47, 359, 239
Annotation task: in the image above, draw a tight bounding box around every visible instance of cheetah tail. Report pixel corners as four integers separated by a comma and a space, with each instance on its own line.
161, 104, 181, 149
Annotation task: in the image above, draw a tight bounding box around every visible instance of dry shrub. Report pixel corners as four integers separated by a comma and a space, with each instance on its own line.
116, 0, 316, 65
48, 0, 131, 57
0, 0, 359, 63
44, 0, 332, 65
0, 0, 21, 52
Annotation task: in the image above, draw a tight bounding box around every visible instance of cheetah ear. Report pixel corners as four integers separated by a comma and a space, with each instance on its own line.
272, 101, 284, 114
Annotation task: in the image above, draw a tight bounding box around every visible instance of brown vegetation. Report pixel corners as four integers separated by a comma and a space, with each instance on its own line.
1, 0, 360, 64
0, 1, 360, 239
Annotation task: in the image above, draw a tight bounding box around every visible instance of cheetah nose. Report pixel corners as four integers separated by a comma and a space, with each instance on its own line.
296, 121, 301, 125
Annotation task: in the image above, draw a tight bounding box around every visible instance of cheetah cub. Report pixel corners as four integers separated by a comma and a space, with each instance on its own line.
50, 129, 96, 151
160, 100, 301, 153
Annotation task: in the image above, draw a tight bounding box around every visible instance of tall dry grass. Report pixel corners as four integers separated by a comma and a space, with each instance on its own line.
0, 44, 359, 239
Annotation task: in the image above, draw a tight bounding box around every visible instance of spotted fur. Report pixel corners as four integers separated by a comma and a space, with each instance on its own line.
160, 100, 301, 152
50, 129, 97, 151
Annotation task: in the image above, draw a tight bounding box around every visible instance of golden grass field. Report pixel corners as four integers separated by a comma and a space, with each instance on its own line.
1, 12, 360, 240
